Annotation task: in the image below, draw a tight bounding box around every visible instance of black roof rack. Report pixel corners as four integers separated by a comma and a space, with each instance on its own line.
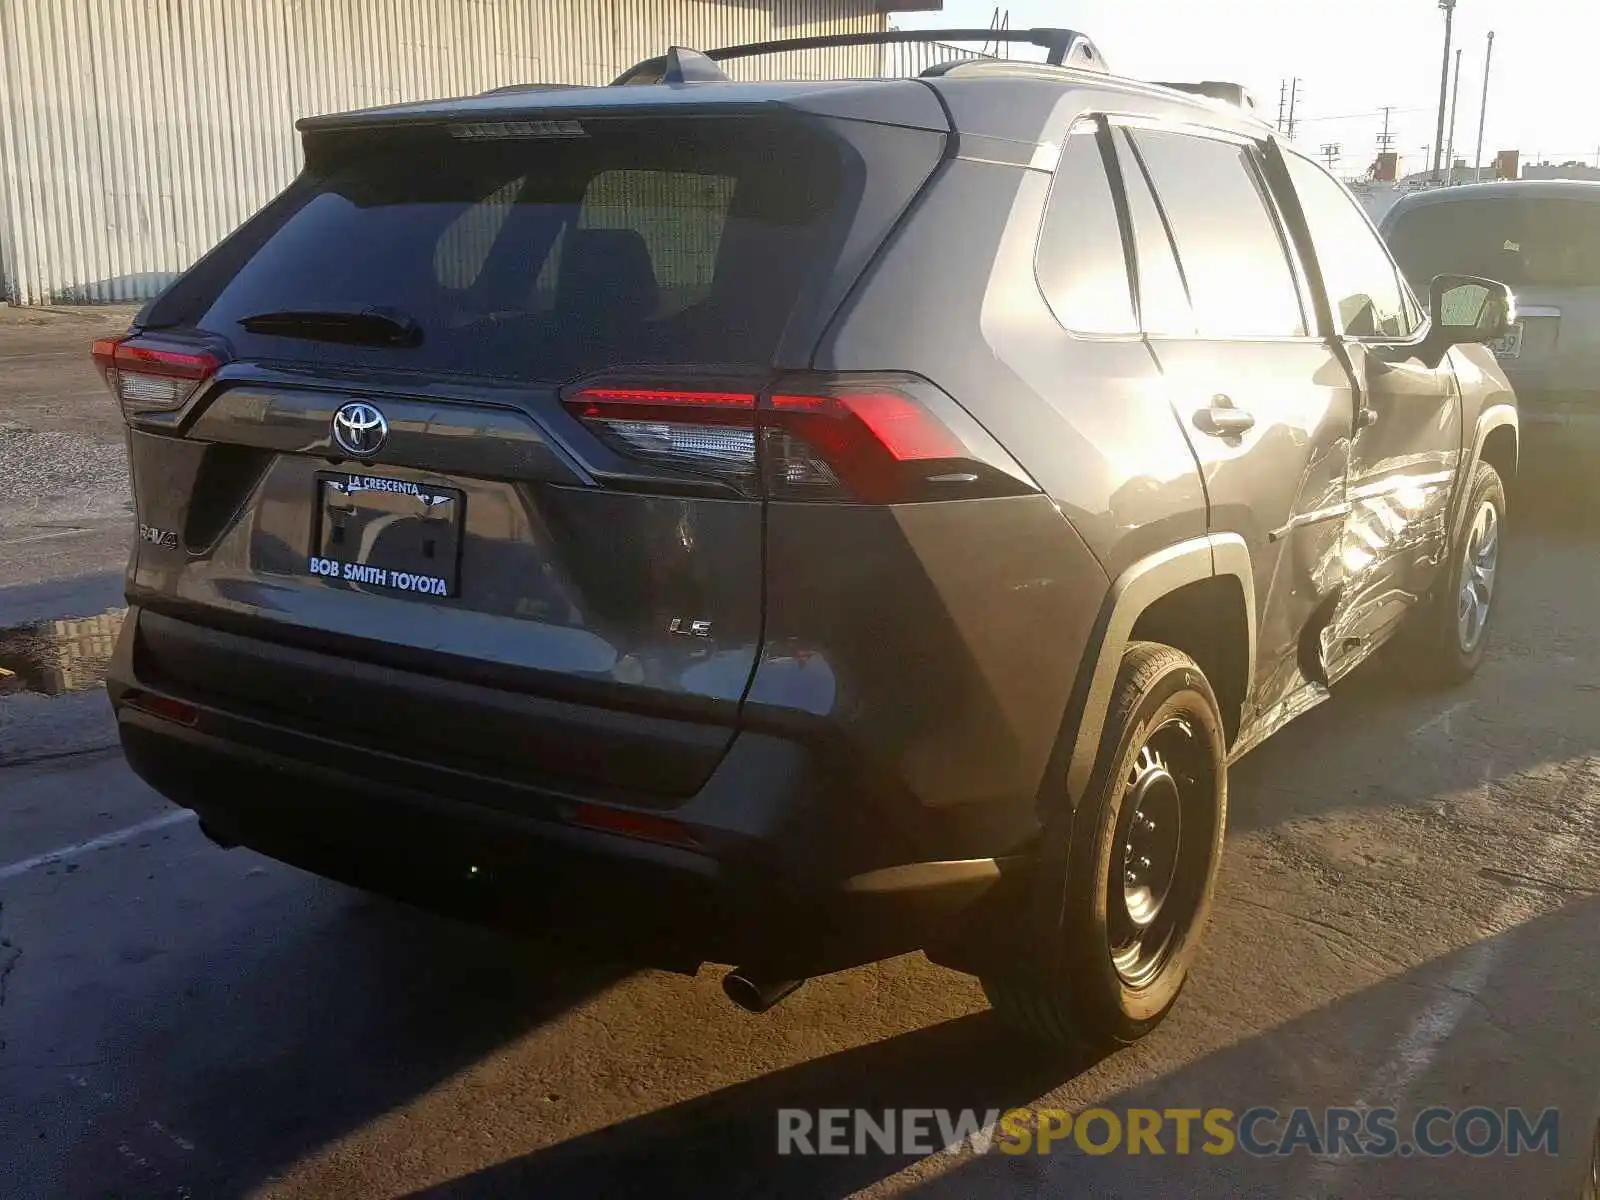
612, 27, 1106, 86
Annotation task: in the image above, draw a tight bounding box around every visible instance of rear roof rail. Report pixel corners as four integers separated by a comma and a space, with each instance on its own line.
1151, 80, 1259, 113
478, 82, 591, 96
612, 27, 1107, 86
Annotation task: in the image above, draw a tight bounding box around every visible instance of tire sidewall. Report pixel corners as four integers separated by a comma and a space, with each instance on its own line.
1439, 464, 1507, 675
1061, 656, 1228, 1036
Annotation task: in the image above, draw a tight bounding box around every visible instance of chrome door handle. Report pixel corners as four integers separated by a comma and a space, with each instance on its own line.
1193, 402, 1255, 438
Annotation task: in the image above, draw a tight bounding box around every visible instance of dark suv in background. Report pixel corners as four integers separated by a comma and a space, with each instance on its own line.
98, 28, 1517, 1049
1382, 179, 1600, 464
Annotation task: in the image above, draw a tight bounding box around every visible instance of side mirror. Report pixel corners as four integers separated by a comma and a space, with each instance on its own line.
1429, 274, 1514, 347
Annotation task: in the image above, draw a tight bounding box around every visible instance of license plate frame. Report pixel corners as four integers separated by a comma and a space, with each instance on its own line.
1488, 323, 1524, 360
307, 472, 464, 599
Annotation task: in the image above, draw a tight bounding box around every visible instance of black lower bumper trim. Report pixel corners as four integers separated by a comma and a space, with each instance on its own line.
118, 712, 1015, 979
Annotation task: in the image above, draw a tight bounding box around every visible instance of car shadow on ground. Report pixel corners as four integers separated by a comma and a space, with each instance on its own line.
408, 1008, 1101, 1200
413, 898, 1600, 1200
908, 896, 1600, 1200
34, 879, 630, 1199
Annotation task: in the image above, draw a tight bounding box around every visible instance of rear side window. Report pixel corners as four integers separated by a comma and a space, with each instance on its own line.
192, 119, 848, 381
1384, 196, 1600, 289
1036, 128, 1137, 334
1130, 129, 1307, 338
1283, 152, 1418, 338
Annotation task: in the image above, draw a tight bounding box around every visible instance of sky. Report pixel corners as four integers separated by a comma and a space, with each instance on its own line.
897, 0, 1598, 179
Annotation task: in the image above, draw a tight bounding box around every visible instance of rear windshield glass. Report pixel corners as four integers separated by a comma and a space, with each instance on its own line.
1384, 196, 1600, 289
193, 119, 848, 380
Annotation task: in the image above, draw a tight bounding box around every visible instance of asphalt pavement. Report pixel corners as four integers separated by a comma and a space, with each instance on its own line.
1, 309, 1596, 1198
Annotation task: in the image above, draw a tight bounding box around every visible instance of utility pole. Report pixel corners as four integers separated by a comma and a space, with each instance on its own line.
1377, 105, 1398, 152
1432, 0, 1458, 182
1321, 143, 1342, 173
1285, 77, 1302, 141
1445, 47, 1463, 185
1277, 80, 1288, 132
1474, 31, 1495, 177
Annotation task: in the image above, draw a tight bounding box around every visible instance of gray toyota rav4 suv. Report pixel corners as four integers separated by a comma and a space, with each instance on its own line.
99, 29, 1517, 1048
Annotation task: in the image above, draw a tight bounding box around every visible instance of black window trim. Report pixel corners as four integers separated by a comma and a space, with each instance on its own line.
1270, 141, 1433, 349
1105, 113, 1322, 345
1242, 141, 1321, 332
1111, 124, 1197, 337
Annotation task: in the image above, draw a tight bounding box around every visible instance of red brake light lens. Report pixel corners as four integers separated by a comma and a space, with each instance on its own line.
567, 803, 700, 849
91, 335, 223, 417
569, 387, 757, 413
562, 375, 1035, 504
770, 391, 965, 462
122, 691, 200, 727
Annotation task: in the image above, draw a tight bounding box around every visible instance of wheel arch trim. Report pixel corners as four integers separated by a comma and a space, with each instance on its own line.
1064, 534, 1255, 802
1473, 403, 1518, 475
1449, 403, 1517, 545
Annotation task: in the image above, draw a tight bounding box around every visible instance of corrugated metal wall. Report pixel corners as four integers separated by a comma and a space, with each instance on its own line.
0, 0, 892, 305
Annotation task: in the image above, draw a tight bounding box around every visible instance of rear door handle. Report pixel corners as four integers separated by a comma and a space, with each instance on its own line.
1193, 399, 1256, 438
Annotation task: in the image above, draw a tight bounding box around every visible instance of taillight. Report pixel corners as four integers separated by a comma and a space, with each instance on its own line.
566, 802, 700, 849
562, 374, 1036, 504
564, 386, 760, 489
121, 691, 200, 727
91, 335, 223, 417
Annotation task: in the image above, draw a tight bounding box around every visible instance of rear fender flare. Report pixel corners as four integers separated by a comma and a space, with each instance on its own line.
1063, 534, 1255, 803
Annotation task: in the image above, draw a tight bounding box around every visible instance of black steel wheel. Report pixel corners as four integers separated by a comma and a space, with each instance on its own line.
983, 641, 1227, 1049
1109, 719, 1207, 989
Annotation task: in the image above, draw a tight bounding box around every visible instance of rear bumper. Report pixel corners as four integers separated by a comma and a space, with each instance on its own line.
110, 607, 1027, 977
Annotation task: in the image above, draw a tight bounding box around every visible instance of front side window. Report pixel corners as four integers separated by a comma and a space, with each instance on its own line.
1128, 129, 1307, 338
1283, 152, 1418, 339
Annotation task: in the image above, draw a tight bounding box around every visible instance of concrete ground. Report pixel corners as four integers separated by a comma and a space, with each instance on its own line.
0, 305, 144, 590
1, 310, 1597, 1198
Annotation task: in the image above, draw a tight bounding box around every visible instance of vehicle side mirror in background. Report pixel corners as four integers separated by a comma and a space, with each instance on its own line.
1429, 274, 1514, 347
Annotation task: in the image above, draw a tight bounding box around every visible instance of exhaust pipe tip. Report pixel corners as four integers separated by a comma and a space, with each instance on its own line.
722, 969, 805, 1014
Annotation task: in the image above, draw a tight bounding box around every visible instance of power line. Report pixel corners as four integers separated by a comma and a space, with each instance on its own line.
1296, 106, 1429, 126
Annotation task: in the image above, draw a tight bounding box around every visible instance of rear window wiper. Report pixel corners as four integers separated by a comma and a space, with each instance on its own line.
237, 306, 423, 348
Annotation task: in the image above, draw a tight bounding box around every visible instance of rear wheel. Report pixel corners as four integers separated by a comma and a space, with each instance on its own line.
982, 641, 1227, 1050
1398, 461, 1506, 686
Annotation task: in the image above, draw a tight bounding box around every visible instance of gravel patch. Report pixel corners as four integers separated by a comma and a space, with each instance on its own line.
0, 428, 132, 528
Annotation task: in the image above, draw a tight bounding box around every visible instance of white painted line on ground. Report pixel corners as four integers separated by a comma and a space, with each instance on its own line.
1407, 699, 1473, 743
1307, 755, 1594, 1188
0, 808, 196, 883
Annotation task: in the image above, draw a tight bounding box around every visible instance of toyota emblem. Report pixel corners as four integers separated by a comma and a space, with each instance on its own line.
331, 402, 389, 458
